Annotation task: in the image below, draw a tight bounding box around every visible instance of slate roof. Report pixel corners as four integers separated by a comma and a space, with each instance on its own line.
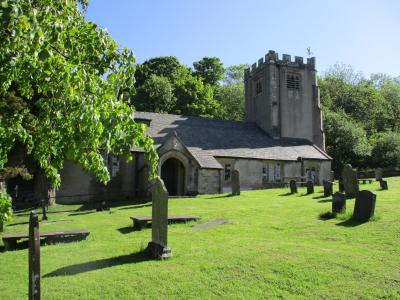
135, 112, 331, 169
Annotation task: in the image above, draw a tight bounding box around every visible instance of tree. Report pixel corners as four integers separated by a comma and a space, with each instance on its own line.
0, 0, 158, 189
193, 57, 224, 86
323, 109, 371, 172
370, 132, 400, 168
133, 75, 176, 113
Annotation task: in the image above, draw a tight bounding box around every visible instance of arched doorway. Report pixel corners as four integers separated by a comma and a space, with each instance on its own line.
161, 158, 185, 196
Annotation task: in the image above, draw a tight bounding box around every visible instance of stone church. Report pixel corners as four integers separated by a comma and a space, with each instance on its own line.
8, 51, 332, 203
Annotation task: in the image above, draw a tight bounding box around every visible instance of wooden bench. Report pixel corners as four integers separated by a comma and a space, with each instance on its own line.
2, 229, 90, 250
130, 215, 200, 230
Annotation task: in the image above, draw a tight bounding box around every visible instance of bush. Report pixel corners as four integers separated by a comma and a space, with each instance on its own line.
0, 190, 13, 230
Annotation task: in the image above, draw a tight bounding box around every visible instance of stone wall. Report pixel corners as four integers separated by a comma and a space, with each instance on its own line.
197, 169, 221, 194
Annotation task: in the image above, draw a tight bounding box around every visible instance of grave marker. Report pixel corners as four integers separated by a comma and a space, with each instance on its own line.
341, 164, 359, 198
306, 180, 314, 194
375, 168, 383, 181
231, 170, 240, 196
323, 181, 333, 197
29, 211, 40, 300
332, 192, 346, 214
41, 200, 48, 221
147, 177, 172, 259
289, 180, 297, 194
379, 180, 388, 190
353, 190, 376, 221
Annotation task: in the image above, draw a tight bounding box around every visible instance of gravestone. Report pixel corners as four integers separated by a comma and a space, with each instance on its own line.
41, 200, 48, 221
147, 177, 172, 259
338, 179, 344, 193
323, 181, 333, 197
375, 168, 383, 181
306, 180, 314, 194
29, 211, 40, 300
353, 190, 376, 221
379, 180, 388, 190
289, 180, 297, 194
332, 192, 346, 214
341, 164, 359, 198
231, 170, 240, 196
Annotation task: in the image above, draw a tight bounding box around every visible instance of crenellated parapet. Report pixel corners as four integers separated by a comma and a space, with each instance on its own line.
244, 50, 316, 80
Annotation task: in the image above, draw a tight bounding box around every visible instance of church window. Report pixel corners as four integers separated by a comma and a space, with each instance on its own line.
287, 73, 300, 90
224, 164, 231, 181
255, 79, 262, 95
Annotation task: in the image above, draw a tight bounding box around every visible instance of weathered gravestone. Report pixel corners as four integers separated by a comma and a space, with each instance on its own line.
306, 180, 314, 194
353, 190, 376, 221
332, 192, 346, 214
379, 180, 388, 190
41, 200, 48, 221
323, 181, 333, 197
231, 170, 240, 196
29, 211, 40, 300
341, 164, 359, 198
147, 177, 172, 259
289, 180, 297, 194
338, 179, 344, 193
375, 168, 383, 181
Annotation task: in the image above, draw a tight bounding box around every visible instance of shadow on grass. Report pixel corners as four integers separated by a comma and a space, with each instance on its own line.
68, 211, 96, 217
278, 192, 294, 196
203, 194, 234, 199
6, 221, 29, 227
313, 195, 329, 200
117, 226, 138, 234
43, 250, 150, 277
335, 219, 368, 227
318, 199, 332, 203
3, 235, 89, 252
118, 203, 152, 210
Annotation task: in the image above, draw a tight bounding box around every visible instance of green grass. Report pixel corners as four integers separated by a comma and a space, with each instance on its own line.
1, 178, 399, 299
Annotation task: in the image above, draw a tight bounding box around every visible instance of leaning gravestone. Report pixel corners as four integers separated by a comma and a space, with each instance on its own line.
375, 168, 383, 181
379, 180, 388, 190
323, 181, 333, 197
231, 170, 240, 196
306, 180, 314, 194
29, 211, 40, 300
147, 177, 172, 259
332, 192, 346, 214
289, 180, 297, 194
353, 190, 376, 221
341, 164, 359, 198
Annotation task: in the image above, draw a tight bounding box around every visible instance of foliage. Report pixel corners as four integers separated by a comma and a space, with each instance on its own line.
0, 0, 158, 188
322, 109, 371, 171
0, 189, 13, 225
193, 57, 224, 86
320, 64, 400, 171
370, 131, 400, 168
134, 57, 222, 118
133, 75, 176, 113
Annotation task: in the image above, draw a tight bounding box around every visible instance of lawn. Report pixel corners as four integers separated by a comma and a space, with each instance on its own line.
1, 178, 399, 299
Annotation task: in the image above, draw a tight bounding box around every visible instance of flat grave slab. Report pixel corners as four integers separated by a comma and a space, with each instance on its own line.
192, 218, 229, 231
2, 229, 90, 250
130, 215, 200, 230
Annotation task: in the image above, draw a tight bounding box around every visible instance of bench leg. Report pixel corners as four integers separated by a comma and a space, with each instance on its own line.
134, 220, 147, 230
3, 240, 16, 251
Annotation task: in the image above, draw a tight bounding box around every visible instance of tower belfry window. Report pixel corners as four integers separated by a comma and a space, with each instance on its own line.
287, 73, 300, 90
255, 80, 262, 95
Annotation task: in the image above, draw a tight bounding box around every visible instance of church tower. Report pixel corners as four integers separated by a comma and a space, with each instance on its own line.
244, 50, 325, 150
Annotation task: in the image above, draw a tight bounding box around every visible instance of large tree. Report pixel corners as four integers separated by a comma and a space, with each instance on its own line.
193, 56, 224, 86
0, 0, 158, 188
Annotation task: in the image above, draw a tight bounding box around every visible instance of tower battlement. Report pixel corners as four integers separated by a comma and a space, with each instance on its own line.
244, 50, 316, 80
244, 50, 324, 150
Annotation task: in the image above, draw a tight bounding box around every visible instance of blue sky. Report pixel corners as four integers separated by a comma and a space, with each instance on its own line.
85, 0, 400, 77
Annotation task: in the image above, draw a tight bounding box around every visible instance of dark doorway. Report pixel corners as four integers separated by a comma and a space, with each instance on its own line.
161, 158, 185, 196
